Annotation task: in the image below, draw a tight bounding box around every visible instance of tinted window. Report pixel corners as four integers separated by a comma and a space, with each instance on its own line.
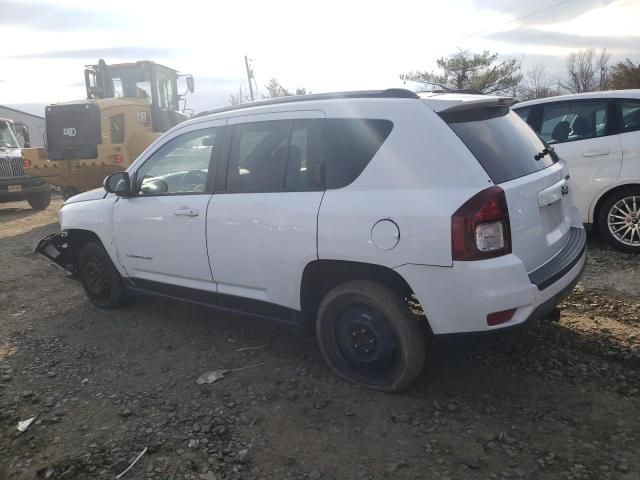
442, 107, 555, 184
540, 101, 608, 144
324, 119, 393, 189
514, 106, 531, 124
227, 120, 291, 193
621, 100, 640, 133
285, 119, 323, 191
136, 128, 219, 195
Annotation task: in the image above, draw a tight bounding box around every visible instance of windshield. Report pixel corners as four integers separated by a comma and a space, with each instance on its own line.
441, 107, 557, 184
110, 65, 153, 101
0, 121, 20, 149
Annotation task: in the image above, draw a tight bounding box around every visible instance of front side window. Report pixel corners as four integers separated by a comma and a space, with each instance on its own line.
621, 100, 640, 133
135, 128, 219, 195
540, 101, 608, 144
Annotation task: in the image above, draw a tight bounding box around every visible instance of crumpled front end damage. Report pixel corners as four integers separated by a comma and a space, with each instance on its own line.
35, 232, 78, 276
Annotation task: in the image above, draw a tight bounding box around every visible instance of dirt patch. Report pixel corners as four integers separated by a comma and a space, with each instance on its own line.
1, 199, 639, 480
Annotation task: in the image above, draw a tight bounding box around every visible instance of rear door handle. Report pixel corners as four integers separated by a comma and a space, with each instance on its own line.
173, 208, 199, 217
582, 149, 609, 157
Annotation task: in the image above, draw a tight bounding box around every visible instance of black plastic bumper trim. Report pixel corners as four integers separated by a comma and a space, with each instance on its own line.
528, 227, 586, 291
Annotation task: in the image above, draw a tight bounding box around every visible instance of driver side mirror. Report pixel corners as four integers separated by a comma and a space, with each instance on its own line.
186, 76, 195, 93
103, 171, 131, 196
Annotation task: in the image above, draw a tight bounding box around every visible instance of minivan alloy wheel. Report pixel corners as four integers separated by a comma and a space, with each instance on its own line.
607, 195, 640, 246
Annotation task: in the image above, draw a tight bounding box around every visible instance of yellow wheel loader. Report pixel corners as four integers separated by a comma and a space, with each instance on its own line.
22, 59, 194, 197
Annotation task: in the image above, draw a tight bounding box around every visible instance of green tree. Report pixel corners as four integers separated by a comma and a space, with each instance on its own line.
609, 59, 640, 89
263, 78, 310, 98
401, 49, 522, 94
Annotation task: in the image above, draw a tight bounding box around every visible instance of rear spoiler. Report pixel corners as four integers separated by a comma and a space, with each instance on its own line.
420, 94, 513, 113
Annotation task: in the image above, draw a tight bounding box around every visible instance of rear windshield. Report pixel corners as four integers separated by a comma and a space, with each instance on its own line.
441, 106, 556, 184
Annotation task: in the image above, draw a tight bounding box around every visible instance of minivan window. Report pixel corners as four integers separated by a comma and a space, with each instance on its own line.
539, 101, 608, 144
442, 107, 555, 184
621, 100, 640, 133
324, 119, 393, 189
514, 106, 531, 124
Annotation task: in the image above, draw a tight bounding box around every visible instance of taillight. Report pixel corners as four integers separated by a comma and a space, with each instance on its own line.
114, 154, 124, 164
23, 158, 32, 168
452, 186, 511, 260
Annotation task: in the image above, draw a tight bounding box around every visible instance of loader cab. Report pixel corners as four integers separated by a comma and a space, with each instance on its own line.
84, 60, 193, 132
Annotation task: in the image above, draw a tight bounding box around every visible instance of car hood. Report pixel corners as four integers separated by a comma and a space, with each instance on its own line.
0, 148, 21, 160
65, 188, 108, 204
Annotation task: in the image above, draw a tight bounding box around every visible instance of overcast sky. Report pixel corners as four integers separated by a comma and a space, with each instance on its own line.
1, 0, 638, 116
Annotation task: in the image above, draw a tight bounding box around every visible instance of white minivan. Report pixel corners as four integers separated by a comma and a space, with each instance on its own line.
36, 89, 586, 391
513, 90, 640, 253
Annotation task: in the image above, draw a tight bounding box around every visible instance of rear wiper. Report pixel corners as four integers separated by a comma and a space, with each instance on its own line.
534, 148, 551, 161
534, 146, 558, 162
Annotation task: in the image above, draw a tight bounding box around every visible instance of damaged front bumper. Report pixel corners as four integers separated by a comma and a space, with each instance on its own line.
35, 232, 77, 276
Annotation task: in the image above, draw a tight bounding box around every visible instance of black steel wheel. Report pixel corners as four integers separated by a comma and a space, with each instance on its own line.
316, 281, 426, 392
78, 242, 127, 308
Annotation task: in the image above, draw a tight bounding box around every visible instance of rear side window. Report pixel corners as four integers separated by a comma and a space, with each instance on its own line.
442, 107, 555, 184
227, 120, 291, 193
621, 100, 640, 133
324, 119, 393, 189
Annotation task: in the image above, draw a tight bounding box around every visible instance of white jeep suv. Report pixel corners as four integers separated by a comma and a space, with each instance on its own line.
37, 89, 586, 391
513, 90, 640, 253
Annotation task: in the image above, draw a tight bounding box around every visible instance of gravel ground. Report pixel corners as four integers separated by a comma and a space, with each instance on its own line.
1, 196, 639, 480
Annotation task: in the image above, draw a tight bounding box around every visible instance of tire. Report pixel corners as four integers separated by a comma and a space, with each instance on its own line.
27, 189, 51, 210
597, 187, 640, 254
78, 242, 128, 308
316, 280, 426, 392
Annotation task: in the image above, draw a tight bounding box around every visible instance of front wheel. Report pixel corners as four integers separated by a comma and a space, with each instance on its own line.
78, 242, 128, 308
598, 188, 640, 253
27, 189, 51, 210
316, 281, 426, 392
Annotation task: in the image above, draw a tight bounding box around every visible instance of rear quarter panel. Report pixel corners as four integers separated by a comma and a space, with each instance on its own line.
317, 100, 492, 268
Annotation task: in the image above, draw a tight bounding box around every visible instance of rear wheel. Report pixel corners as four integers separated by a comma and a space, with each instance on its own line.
598, 187, 640, 254
78, 242, 128, 308
27, 189, 51, 210
316, 281, 426, 392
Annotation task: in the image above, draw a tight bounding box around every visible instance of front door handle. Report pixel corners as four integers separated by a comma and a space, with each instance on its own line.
582, 149, 610, 157
173, 208, 199, 217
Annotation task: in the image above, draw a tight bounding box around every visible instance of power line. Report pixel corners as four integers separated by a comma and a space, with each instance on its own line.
460, 0, 575, 40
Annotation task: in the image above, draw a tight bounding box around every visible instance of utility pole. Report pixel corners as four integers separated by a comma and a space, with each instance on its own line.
244, 55, 255, 102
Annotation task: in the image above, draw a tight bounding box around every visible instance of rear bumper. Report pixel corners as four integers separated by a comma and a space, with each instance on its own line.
0, 176, 50, 200
395, 227, 587, 335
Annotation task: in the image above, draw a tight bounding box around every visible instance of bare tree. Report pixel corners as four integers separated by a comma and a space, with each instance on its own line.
520, 65, 559, 101
598, 49, 611, 91
561, 48, 610, 93
228, 86, 245, 105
